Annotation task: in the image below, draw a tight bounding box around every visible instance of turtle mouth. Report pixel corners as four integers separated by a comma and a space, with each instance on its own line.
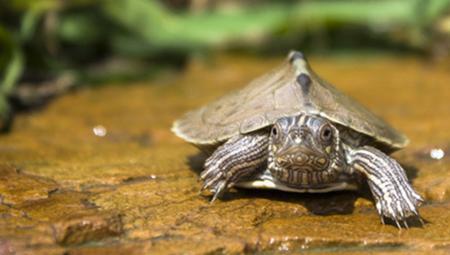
275, 146, 330, 172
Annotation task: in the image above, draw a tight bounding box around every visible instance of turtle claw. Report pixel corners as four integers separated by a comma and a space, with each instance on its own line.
210, 181, 228, 203
403, 220, 409, 229
419, 217, 425, 227
375, 190, 424, 229
201, 170, 231, 202
201, 171, 223, 191
200, 161, 232, 201
394, 220, 401, 229
380, 216, 385, 225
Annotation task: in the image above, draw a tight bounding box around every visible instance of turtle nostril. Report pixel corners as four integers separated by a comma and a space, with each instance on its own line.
317, 157, 327, 165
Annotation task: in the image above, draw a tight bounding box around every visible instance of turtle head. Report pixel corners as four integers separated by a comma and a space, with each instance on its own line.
268, 114, 344, 184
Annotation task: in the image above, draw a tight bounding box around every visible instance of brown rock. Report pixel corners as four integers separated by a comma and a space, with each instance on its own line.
0, 165, 59, 206
53, 212, 123, 246
0, 55, 449, 254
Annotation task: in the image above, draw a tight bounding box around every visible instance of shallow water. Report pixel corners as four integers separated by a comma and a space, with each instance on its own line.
0, 54, 449, 254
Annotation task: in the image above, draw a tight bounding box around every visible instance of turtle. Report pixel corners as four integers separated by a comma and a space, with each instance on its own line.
172, 50, 423, 228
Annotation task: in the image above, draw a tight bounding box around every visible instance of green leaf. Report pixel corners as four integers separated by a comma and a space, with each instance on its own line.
102, 0, 288, 51
2, 47, 24, 95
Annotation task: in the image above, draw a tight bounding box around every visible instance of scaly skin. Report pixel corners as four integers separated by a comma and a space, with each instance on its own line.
348, 146, 423, 228
200, 114, 423, 228
200, 132, 269, 202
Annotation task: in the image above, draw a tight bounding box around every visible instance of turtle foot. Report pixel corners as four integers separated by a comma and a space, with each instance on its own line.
199, 133, 269, 202
349, 146, 424, 229
200, 163, 229, 202
375, 187, 424, 229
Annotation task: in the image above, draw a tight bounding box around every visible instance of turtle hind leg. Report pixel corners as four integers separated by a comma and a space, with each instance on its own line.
201, 132, 269, 202
348, 146, 423, 228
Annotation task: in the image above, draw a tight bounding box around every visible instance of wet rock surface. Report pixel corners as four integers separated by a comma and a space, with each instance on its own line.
0, 55, 449, 254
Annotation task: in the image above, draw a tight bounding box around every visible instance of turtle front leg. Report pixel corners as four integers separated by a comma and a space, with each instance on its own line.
348, 146, 423, 228
201, 132, 269, 202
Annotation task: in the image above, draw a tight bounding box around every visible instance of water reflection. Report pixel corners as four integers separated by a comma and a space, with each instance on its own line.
430, 148, 445, 160
93, 125, 107, 137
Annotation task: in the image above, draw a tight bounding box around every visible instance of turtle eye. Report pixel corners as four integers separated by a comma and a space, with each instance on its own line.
271, 125, 279, 138
320, 124, 333, 143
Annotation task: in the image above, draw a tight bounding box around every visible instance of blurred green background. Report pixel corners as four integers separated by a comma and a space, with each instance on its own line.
1, 0, 450, 131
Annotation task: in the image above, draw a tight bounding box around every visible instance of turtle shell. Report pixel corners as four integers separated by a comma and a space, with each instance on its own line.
172, 51, 408, 150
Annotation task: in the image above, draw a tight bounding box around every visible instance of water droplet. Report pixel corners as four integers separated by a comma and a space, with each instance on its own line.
93, 125, 107, 137
430, 148, 445, 160
304, 237, 312, 244
278, 242, 290, 252
269, 237, 276, 245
